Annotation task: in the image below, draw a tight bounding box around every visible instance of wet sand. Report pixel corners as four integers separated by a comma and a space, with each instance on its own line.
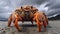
0, 20, 60, 34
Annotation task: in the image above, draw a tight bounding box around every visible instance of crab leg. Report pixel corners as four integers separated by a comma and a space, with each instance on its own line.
43, 13, 48, 25
31, 19, 33, 25
34, 15, 43, 32
42, 14, 47, 28
13, 15, 20, 31
8, 14, 12, 27
36, 18, 43, 32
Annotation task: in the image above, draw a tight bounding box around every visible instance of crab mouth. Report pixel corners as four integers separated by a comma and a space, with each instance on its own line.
24, 11, 30, 17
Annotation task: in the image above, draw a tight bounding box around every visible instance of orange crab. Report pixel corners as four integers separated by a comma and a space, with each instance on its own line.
8, 5, 48, 32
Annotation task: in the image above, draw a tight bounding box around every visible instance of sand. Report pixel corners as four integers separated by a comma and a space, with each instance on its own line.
0, 20, 60, 34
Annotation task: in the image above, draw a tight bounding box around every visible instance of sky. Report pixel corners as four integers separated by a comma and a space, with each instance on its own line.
0, 0, 60, 20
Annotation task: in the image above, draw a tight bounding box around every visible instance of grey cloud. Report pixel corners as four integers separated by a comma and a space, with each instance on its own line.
18, 0, 48, 5
46, 0, 60, 17
0, 0, 60, 20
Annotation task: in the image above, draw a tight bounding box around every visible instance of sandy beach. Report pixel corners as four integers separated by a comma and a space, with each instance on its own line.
0, 20, 60, 34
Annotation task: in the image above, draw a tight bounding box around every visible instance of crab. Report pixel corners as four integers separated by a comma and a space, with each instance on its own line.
8, 5, 48, 32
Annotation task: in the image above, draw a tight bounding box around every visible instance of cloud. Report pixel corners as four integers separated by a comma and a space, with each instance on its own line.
46, 0, 60, 17
0, 0, 60, 20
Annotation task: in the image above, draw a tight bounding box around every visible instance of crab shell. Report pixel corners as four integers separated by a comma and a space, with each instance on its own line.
15, 5, 38, 20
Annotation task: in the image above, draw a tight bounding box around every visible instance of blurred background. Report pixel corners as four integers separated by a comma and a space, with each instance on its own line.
0, 0, 60, 20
